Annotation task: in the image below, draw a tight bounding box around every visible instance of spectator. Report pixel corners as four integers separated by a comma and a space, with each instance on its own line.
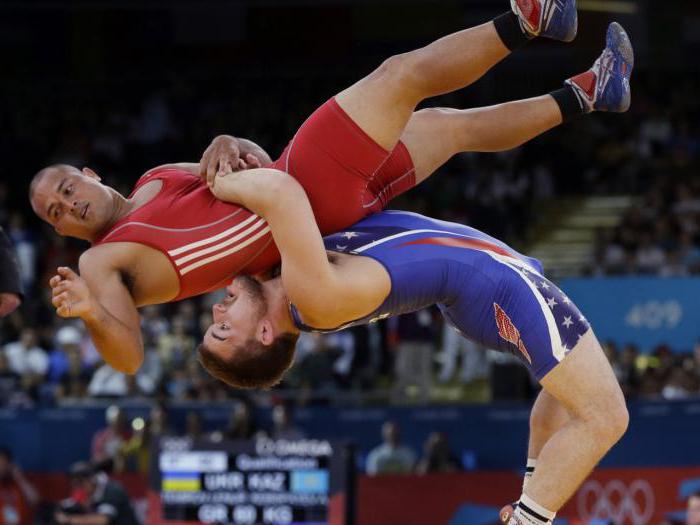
157, 315, 194, 369
389, 311, 436, 403
366, 422, 416, 475
48, 326, 83, 384
134, 346, 163, 396
0, 228, 22, 318
149, 403, 172, 439
0, 353, 22, 407
87, 364, 127, 398
3, 329, 48, 378
636, 233, 666, 274
6, 214, 35, 292
184, 411, 205, 441
415, 432, 460, 475
271, 404, 306, 441
688, 491, 700, 525
215, 401, 262, 441
91, 406, 132, 467
119, 417, 151, 475
0, 447, 38, 525
662, 368, 694, 400
438, 323, 488, 384
55, 348, 91, 400
618, 344, 641, 397
55, 462, 139, 525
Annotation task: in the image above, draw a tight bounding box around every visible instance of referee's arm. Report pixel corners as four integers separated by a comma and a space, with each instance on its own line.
0, 226, 23, 317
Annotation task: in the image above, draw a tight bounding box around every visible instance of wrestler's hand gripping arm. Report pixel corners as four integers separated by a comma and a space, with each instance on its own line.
210, 168, 378, 327
144, 135, 271, 184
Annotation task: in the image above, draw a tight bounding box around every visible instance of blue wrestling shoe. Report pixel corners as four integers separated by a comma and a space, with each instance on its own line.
566, 22, 634, 113
511, 0, 578, 42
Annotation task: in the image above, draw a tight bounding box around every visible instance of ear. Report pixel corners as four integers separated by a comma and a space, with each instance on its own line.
82, 167, 101, 181
257, 319, 275, 346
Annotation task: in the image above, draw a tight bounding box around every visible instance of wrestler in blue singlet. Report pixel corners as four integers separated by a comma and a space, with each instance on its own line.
290, 210, 591, 379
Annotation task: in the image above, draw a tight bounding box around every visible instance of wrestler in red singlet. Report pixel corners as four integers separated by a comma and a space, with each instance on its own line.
95, 98, 416, 301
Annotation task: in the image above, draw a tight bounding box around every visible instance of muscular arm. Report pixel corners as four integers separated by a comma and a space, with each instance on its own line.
211, 169, 380, 325
79, 250, 143, 374
51, 248, 143, 375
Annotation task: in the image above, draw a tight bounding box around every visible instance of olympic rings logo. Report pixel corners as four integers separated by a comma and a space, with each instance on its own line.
577, 479, 655, 525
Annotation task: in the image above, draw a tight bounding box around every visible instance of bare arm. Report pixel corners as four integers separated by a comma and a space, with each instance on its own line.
210, 169, 379, 325
50, 249, 143, 374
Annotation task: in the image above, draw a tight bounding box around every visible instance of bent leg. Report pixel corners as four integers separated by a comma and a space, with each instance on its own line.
527, 390, 570, 460
400, 95, 563, 184
524, 330, 629, 511
336, 21, 510, 151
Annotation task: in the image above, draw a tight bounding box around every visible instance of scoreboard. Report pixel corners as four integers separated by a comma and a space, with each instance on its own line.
153, 437, 355, 525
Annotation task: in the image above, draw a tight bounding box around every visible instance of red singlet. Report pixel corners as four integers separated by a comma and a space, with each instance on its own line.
94, 98, 416, 301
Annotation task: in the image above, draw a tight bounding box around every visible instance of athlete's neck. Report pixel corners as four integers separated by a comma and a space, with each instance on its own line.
92, 180, 163, 242
93, 190, 136, 242
265, 279, 299, 335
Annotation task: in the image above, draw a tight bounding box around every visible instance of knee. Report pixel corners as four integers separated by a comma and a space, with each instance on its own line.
377, 53, 421, 93
608, 399, 630, 442
587, 394, 629, 446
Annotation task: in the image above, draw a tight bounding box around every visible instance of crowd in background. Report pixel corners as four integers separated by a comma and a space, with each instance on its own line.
0, 70, 699, 407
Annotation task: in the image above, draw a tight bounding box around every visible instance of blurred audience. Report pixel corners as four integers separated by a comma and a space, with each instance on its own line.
91, 406, 132, 469
688, 491, 700, 525
366, 421, 416, 476
271, 404, 306, 441
0, 227, 23, 319
54, 462, 138, 525
211, 401, 263, 441
0, 447, 38, 525
414, 432, 461, 475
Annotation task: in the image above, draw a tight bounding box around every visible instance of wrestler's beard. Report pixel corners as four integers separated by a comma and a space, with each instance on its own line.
237, 275, 268, 316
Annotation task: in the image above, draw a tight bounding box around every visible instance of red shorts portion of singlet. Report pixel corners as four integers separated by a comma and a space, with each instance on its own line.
269, 97, 417, 236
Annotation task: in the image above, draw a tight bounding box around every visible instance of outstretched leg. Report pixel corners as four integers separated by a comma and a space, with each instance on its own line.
401, 95, 563, 185
400, 21, 635, 186
336, 21, 511, 151
334, 0, 579, 152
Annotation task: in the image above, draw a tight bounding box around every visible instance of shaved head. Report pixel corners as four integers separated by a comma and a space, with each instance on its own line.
29, 164, 74, 210
29, 164, 116, 241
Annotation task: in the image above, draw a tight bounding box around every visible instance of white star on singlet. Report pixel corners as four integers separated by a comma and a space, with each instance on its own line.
562, 296, 571, 305
562, 316, 573, 328
342, 232, 359, 239
335, 245, 348, 251
546, 297, 558, 309
540, 281, 551, 290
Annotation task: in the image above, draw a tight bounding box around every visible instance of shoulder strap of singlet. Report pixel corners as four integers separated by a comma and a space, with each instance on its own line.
289, 303, 319, 332
288, 302, 372, 334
